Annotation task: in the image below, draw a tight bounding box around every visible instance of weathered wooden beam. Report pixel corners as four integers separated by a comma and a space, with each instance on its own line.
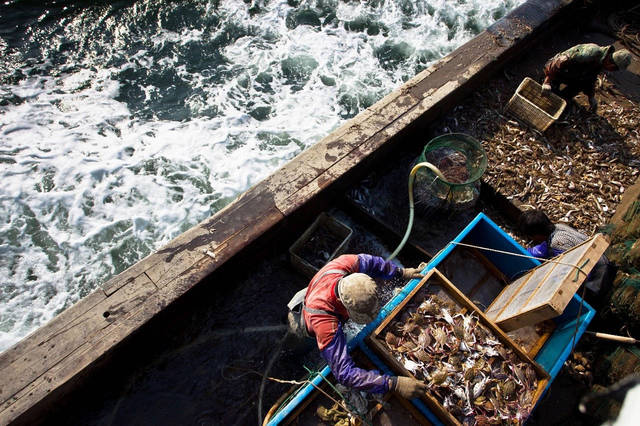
0, 191, 283, 425
0, 274, 157, 422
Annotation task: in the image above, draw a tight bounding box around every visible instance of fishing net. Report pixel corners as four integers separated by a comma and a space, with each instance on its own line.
608, 270, 640, 324
413, 133, 487, 212
586, 383, 623, 423
604, 197, 640, 327
601, 346, 640, 384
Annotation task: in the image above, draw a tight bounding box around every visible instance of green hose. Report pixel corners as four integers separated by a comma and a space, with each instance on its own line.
386, 162, 447, 261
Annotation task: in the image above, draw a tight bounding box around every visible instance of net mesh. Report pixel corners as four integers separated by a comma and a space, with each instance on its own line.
605, 198, 640, 326
414, 133, 487, 212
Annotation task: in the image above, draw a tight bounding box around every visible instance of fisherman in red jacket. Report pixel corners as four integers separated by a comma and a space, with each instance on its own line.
541, 43, 631, 111
287, 254, 428, 399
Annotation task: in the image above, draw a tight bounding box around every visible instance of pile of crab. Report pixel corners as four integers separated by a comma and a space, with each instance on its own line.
379, 294, 539, 425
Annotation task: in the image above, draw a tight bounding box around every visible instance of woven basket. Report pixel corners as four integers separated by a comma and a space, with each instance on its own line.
505, 77, 566, 132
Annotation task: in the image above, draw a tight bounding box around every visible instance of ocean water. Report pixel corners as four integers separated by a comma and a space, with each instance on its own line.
0, 0, 525, 352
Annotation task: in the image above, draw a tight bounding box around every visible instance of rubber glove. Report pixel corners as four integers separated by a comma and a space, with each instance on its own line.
401, 268, 424, 280
527, 241, 549, 259
588, 96, 598, 111
393, 376, 427, 399
401, 262, 427, 280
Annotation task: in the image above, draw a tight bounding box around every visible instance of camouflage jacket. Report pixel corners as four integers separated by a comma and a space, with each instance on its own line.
543, 43, 613, 88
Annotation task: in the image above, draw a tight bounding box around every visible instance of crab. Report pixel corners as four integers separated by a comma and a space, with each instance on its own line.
499, 379, 517, 401
417, 298, 440, 316
384, 331, 399, 348
397, 319, 420, 336
430, 367, 449, 386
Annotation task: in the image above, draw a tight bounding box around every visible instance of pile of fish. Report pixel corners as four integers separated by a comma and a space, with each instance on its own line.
433, 68, 640, 235
379, 294, 539, 425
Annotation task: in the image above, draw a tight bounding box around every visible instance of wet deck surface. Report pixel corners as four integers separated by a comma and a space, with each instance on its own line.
18, 2, 640, 426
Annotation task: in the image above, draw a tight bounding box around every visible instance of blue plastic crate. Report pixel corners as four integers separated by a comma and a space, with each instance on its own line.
267, 213, 595, 425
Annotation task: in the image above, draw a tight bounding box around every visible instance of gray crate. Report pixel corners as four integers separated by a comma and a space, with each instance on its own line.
289, 212, 353, 279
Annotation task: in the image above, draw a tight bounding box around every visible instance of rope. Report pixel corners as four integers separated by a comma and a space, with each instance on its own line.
450, 241, 590, 280
302, 365, 374, 426
450, 241, 591, 358
258, 330, 290, 426
236, 363, 371, 426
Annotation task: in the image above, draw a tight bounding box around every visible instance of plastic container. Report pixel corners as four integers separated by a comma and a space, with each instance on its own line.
289, 212, 353, 278
505, 77, 567, 132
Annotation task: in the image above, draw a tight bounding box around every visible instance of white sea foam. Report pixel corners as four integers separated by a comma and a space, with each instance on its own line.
0, 0, 526, 352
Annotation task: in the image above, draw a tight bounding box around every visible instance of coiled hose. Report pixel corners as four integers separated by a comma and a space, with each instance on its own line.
386, 162, 446, 261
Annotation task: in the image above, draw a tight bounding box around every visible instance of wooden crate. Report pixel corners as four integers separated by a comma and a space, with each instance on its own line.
366, 268, 549, 426
486, 234, 609, 331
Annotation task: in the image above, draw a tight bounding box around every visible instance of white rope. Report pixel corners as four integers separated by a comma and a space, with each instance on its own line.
450, 240, 589, 353
450, 241, 589, 278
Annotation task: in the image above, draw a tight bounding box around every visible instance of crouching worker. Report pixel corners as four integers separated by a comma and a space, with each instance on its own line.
541, 43, 631, 111
287, 253, 427, 399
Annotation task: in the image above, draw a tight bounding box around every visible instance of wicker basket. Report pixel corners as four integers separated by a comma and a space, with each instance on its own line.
505, 77, 567, 132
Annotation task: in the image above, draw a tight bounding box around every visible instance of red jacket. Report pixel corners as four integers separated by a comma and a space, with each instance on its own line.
302, 254, 401, 393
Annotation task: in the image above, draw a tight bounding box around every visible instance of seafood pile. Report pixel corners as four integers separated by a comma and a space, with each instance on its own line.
564, 351, 593, 386
379, 294, 539, 425
426, 148, 470, 184
431, 51, 640, 235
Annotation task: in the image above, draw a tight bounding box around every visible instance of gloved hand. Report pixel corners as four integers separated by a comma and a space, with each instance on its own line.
541, 83, 551, 94
588, 96, 598, 111
401, 262, 427, 280
393, 376, 427, 399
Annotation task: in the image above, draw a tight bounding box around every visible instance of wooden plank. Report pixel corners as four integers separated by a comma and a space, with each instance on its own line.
494, 262, 557, 321
101, 183, 280, 294
486, 253, 559, 321
0, 273, 157, 424
0, 208, 283, 425
487, 234, 609, 331
0, 290, 106, 376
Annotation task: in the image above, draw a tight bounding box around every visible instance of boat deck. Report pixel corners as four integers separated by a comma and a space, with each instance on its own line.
1, 0, 639, 424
